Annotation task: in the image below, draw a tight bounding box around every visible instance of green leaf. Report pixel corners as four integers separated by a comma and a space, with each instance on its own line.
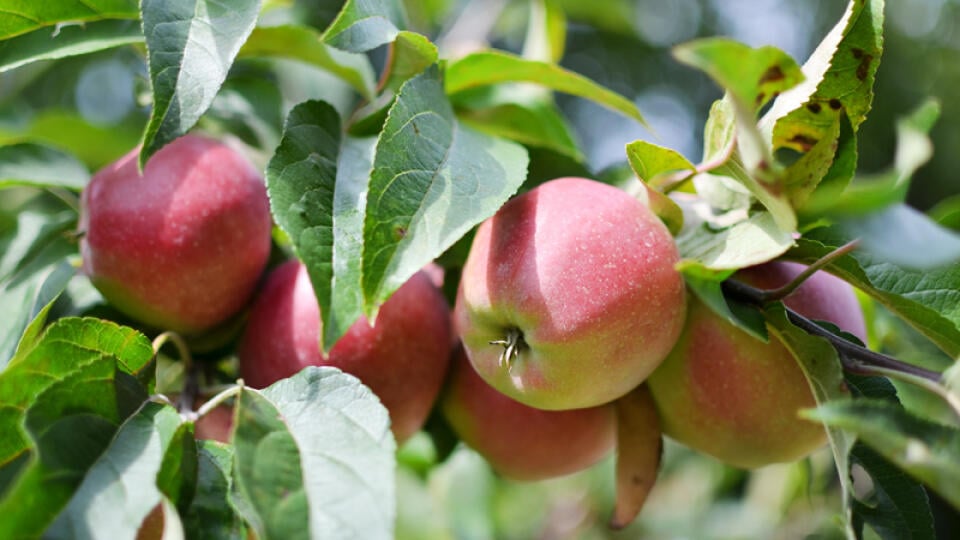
232, 367, 396, 540
624, 140, 690, 234
850, 443, 935, 540
930, 194, 960, 231
679, 263, 767, 341
674, 38, 803, 116
0, 0, 138, 40
183, 441, 246, 540
0, 317, 153, 538
838, 204, 960, 270
379, 31, 437, 93
0, 210, 77, 369
204, 73, 284, 151
0, 143, 89, 190
764, 303, 857, 535
156, 422, 199, 512
444, 50, 646, 126
266, 100, 372, 350
139, 0, 261, 168
522, 0, 566, 64
44, 402, 183, 540
673, 194, 795, 271
453, 85, 582, 161
361, 66, 529, 316
238, 25, 376, 99
790, 230, 960, 358
0, 19, 142, 73
322, 0, 406, 53
803, 399, 960, 510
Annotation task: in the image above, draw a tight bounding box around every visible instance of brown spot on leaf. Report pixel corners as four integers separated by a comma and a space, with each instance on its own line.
829, 99, 842, 110
856, 52, 873, 81
756, 92, 765, 105
394, 226, 407, 239
759, 65, 785, 84
852, 48, 865, 59
807, 103, 822, 114
789, 134, 819, 152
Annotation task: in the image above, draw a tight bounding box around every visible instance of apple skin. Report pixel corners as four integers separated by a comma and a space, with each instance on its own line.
79, 134, 272, 335
455, 177, 687, 411
238, 260, 452, 444
441, 347, 616, 481
647, 261, 866, 468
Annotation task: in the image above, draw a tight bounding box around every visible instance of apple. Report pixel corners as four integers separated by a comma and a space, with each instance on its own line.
441, 347, 616, 481
454, 177, 687, 411
647, 261, 866, 468
79, 134, 272, 335
238, 260, 452, 444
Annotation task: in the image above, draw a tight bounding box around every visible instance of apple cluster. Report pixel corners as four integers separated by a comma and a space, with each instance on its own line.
79, 134, 866, 485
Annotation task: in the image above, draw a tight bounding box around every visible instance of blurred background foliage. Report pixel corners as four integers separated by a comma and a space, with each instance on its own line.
1, 0, 958, 538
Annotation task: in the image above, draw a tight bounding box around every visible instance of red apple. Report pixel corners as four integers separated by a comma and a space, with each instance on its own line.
238, 260, 452, 444
79, 134, 272, 335
441, 347, 616, 481
455, 177, 687, 410
647, 261, 866, 468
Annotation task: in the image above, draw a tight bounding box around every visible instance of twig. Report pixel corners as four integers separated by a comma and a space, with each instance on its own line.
757, 240, 860, 303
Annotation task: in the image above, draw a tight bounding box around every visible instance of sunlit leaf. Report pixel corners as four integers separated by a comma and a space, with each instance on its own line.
323, 0, 406, 53
0, 0, 138, 40
0, 19, 142, 73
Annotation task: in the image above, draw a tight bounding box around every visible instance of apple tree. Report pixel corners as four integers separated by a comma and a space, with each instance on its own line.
0, 0, 959, 538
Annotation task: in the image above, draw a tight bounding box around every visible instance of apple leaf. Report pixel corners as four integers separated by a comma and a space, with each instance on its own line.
522, 0, 566, 64
930, 195, 960, 230
453, 85, 582, 162
361, 66, 528, 316
0, 19, 142, 73
379, 31, 437, 93
182, 441, 246, 540
0, 210, 77, 369
790, 229, 960, 358
44, 402, 183, 540
0, 317, 153, 538
444, 50, 646, 126
803, 398, 960, 510
673, 194, 795, 271
238, 25, 376, 100
139, 0, 261, 169
807, 99, 940, 217
156, 423, 199, 512
205, 74, 284, 151
266, 100, 376, 350
322, 0, 406, 53
764, 303, 857, 536
0, 0, 138, 40
624, 140, 690, 235
0, 143, 90, 190
680, 263, 768, 342
232, 367, 395, 540
610, 385, 662, 529
838, 204, 960, 270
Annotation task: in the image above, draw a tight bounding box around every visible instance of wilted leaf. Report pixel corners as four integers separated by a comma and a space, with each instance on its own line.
139, 0, 261, 168
361, 66, 528, 316
610, 385, 662, 529
0, 143, 90, 190
803, 399, 960, 510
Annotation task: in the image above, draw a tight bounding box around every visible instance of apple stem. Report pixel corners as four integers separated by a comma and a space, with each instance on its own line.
759, 240, 860, 303
489, 327, 525, 369
152, 331, 197, 413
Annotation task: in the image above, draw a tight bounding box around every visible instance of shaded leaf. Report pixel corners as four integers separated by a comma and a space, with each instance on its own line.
45, 402, 183, 540
0, 143, 89, 190
850, 443, 935, 540
445, 50, 646, 126
323, 0, 405, 53
182, 441, 246, 540
139, 0, 261, 168
803, 399, 960, 510
361, 66, 528, 316
679, 263, 768, 342
838, 204, 960, 270
238, 25, 376, 99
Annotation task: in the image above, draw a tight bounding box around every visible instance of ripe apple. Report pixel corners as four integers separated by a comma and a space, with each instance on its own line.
441, 347, 616, 481
79, 134, 272, 335
455, 177, 687, 411
647, 261, 866, 468
238, 260, 452, 444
